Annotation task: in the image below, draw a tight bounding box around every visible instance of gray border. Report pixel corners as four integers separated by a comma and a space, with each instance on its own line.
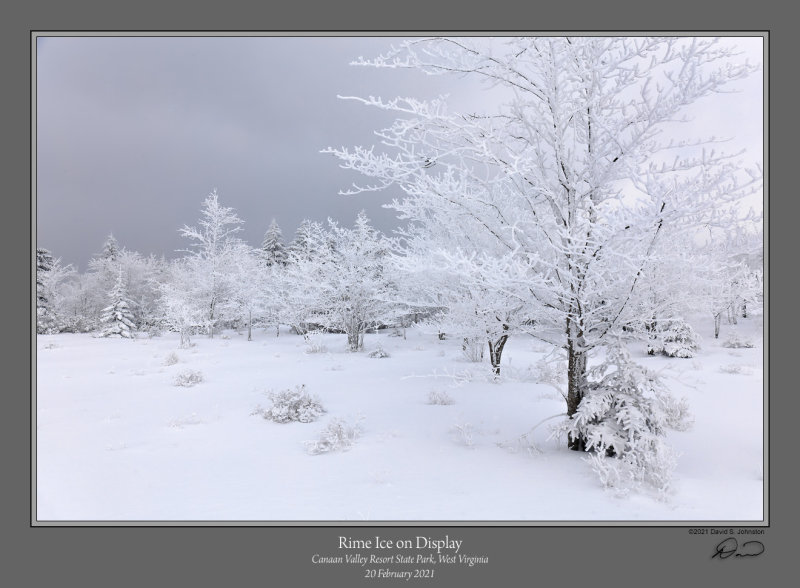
9, 0, 788, 586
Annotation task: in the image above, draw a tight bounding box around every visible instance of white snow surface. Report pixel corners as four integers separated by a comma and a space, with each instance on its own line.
36, 317, 764, 522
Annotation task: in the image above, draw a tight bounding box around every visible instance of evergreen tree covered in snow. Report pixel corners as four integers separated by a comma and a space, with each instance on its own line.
99, 267, 136, 338
36, 248, 59, 334
553, 346, 691, 493
287, 219, 326, 262
101, 233, 120, 261
261, 219, 287, 266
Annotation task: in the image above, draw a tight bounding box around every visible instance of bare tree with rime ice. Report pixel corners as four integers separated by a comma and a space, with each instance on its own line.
325, 37, 761, 450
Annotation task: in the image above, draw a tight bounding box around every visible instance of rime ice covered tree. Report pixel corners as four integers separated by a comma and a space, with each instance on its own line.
158, 260, 204, 347
280, 219, 328, 334
101, 233, 120, 261
283, 212, 393, 351
226, 240, 270, 341
99, 267, 136, 338
326, 36, 761, 449
287, 219, 325, 262
177, 189, 245, 337
37, 248, 59, 334
261, 219, 287, 266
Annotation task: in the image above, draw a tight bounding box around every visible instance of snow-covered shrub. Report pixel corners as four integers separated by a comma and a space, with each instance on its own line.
647, 319, 701, 358
427, 389, 455, 405
553, 347, 691, 494
163, 352, 179, 366
451, 422, 475, 447
584, 447, 678, 499
305, 416, 363, 454
367, 345, 390, 358
168, 413, 204, 428
303, 331, 328, 354
173, 370, 203, 387
653, 388, 693, 431
261, 385, 326, 423
719, 364, 754, 375
145, 325, 162, 338
461, 337, 485, 362
722, 330, 755, 349
497, 431, 543, 456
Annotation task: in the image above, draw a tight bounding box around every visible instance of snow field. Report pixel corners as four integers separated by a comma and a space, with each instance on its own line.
36, 316, 763, 521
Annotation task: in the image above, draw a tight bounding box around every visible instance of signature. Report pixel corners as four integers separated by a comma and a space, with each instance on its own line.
712, 538, 765, 560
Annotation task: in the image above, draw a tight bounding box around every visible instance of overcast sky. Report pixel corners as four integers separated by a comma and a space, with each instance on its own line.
36, 35, 764, 270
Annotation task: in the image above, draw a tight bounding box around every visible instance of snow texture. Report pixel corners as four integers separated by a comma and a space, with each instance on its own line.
36, 315, 763, 521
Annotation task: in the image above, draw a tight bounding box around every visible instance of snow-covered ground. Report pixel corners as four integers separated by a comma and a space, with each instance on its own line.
35, 316, 764, 522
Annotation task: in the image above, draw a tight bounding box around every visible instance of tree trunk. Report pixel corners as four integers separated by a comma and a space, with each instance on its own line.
566, 346, 588, 451
247, 310, 252, 341
180, 328, 191, 349
487, 333, 509, 376
347, 330, 362, 352
742, 302, 748, 319
714, 313, 722, 339
565, 316, 589, 451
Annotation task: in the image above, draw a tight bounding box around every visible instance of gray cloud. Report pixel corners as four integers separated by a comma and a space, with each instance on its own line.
36, 35, 763, 269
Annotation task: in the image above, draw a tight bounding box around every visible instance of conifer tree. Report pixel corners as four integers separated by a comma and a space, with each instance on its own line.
36, 247, 59, 334
99, 267, 136, 338
101, 233, 120, 261
261, 219, 287, 266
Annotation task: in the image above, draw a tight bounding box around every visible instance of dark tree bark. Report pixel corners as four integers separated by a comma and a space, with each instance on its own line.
487, 335, 508, 376
566, 315, 589, 451
486, 324, 510, 376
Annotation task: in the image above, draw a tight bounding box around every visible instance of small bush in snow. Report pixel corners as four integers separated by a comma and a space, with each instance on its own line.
303, 331, 328, 354
168, 413, 204, 428
497, 431, 543, 457
173, 370, 203, 387
552, 347, 691, 494
144, 324, 162, 338
647, 319, 701, 358
584, 446, 679, 499
163, 352, 179, 366
461, 337, 485, 362
719, 364, 754, 375
451, 422, 475, 447
722, 331, 755, 349
261, 385, 326, 423
427, 389, 455, 405
367, 346, 390, 358
305, 416, 363, 454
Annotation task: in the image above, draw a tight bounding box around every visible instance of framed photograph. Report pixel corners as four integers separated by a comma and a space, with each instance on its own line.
18, 2, 782, 585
